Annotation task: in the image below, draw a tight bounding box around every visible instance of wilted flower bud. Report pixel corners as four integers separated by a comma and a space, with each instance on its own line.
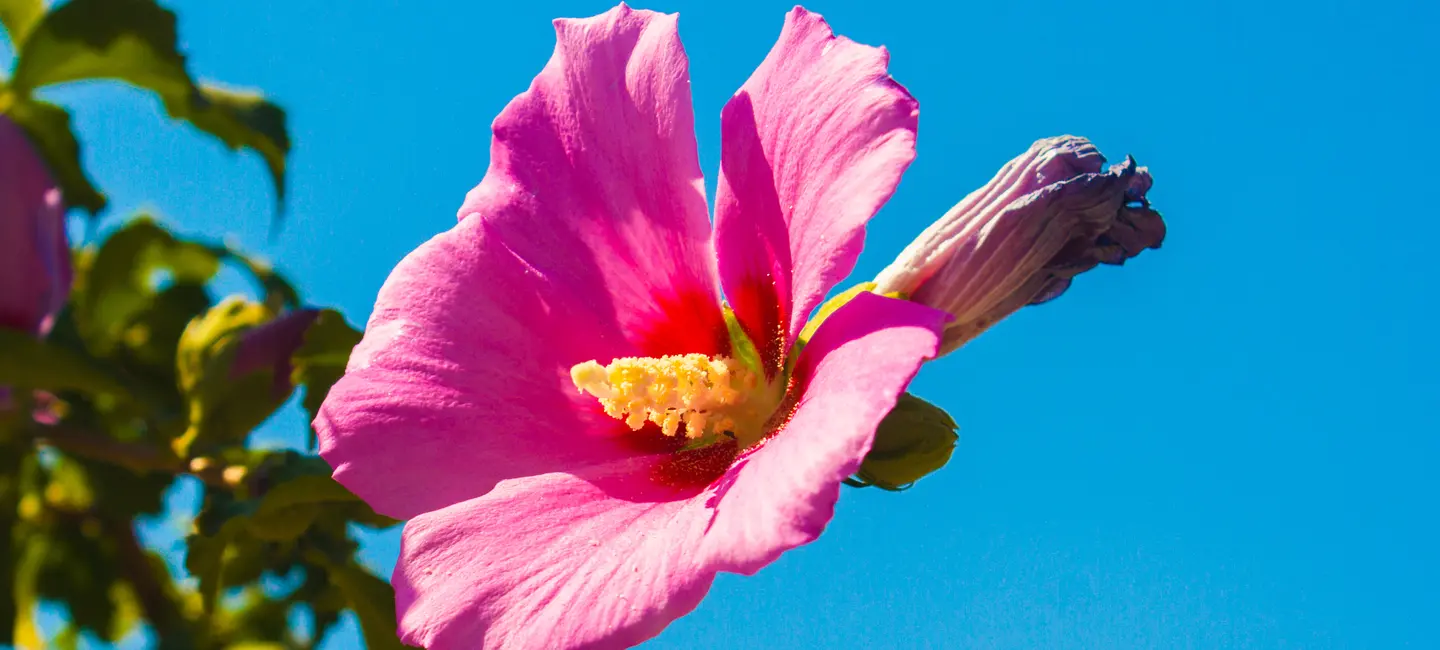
0, 114, 70, 336
874, 136, 1165, 355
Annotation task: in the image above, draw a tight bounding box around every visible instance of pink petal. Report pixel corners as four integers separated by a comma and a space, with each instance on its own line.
713, 7, 919, 373
393, 291, 944, 649
458, 4, 725, 359
316, 5, 726, 519
701, 291, 946, 570
394, 464, 717, 650
0, 115, 70, 336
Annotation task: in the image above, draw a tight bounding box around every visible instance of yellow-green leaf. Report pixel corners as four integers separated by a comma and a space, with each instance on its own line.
174, 298, 280, 455
0, 0, 44, 48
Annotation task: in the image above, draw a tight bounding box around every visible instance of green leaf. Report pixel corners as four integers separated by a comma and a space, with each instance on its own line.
290, 310, 362, 446
246, 475, 357, 542
215, 246, 300, 311
0, 0, 44, 48
44, 456, 96, 511
77, 217, 221, 355
105, 580, 145, 643
245, 502, 320, 542
174, 297, 282, 455
53, 624, 81, 650
9, 0, 289, 207
0, 328, 133, 399
255, 475, 359, 514
175, 297, 270, 395
73, 455, 173, 519
240, 451, 387, 540
249, 451, 399, 530
227, 642, 289, 650
173, 84, 290, 208
185, 520, 243, 615
851, 393, 959, 491
29, 520, 123, 638
325, 562, 409, 650
0, 96, 106, 214
118, 281, 213, 385
9, 0, 188, 93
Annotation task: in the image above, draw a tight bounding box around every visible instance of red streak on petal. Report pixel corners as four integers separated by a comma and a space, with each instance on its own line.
729, 274, 787, 377
609, 420, 687, 455
634, 285, 730, 358
650, 438, 739, 490
604, 420, 739, 490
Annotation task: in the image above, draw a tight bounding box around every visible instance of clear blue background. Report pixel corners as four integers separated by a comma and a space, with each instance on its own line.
8, 0, 1438, 647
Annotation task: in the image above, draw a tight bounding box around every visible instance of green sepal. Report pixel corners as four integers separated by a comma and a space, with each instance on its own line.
849, 393, 958, 491
678, 431, 729, 452
792, 282, 877, 364
722, 303, 764, 377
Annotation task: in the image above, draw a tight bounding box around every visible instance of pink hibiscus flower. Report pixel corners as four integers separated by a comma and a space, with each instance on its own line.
316, 5, 946, 648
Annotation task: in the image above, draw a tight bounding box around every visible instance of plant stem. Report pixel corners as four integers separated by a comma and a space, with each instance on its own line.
102, 516, 195, 648
27, 423, 235, 487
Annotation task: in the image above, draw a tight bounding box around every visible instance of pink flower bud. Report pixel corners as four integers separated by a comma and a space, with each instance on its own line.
230, 309, 319, 398
0, 115, 70, 336
874, 136, 1164, 354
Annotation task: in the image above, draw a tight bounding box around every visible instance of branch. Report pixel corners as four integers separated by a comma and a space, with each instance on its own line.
102, 516, 195, 648
26, 424, 240, 488
32, 424, 183, 473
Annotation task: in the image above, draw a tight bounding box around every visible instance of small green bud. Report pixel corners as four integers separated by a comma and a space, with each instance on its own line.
851, 393, 958, 491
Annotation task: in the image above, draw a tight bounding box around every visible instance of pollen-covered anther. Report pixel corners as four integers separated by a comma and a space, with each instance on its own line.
570, 353, 763, 439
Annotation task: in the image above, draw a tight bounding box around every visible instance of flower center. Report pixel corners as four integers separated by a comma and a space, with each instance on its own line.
570, 353, 778, 446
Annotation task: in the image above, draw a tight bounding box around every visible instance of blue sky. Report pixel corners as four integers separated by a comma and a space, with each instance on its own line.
9, 0, 1439, 647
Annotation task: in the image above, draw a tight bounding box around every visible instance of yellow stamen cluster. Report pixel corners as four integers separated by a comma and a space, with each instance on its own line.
570, 353, 762, 439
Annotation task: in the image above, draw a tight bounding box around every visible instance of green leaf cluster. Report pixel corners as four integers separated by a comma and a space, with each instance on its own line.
0, 4, 403, 643
0, 0, 289, 222
1, 217, 402, 648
